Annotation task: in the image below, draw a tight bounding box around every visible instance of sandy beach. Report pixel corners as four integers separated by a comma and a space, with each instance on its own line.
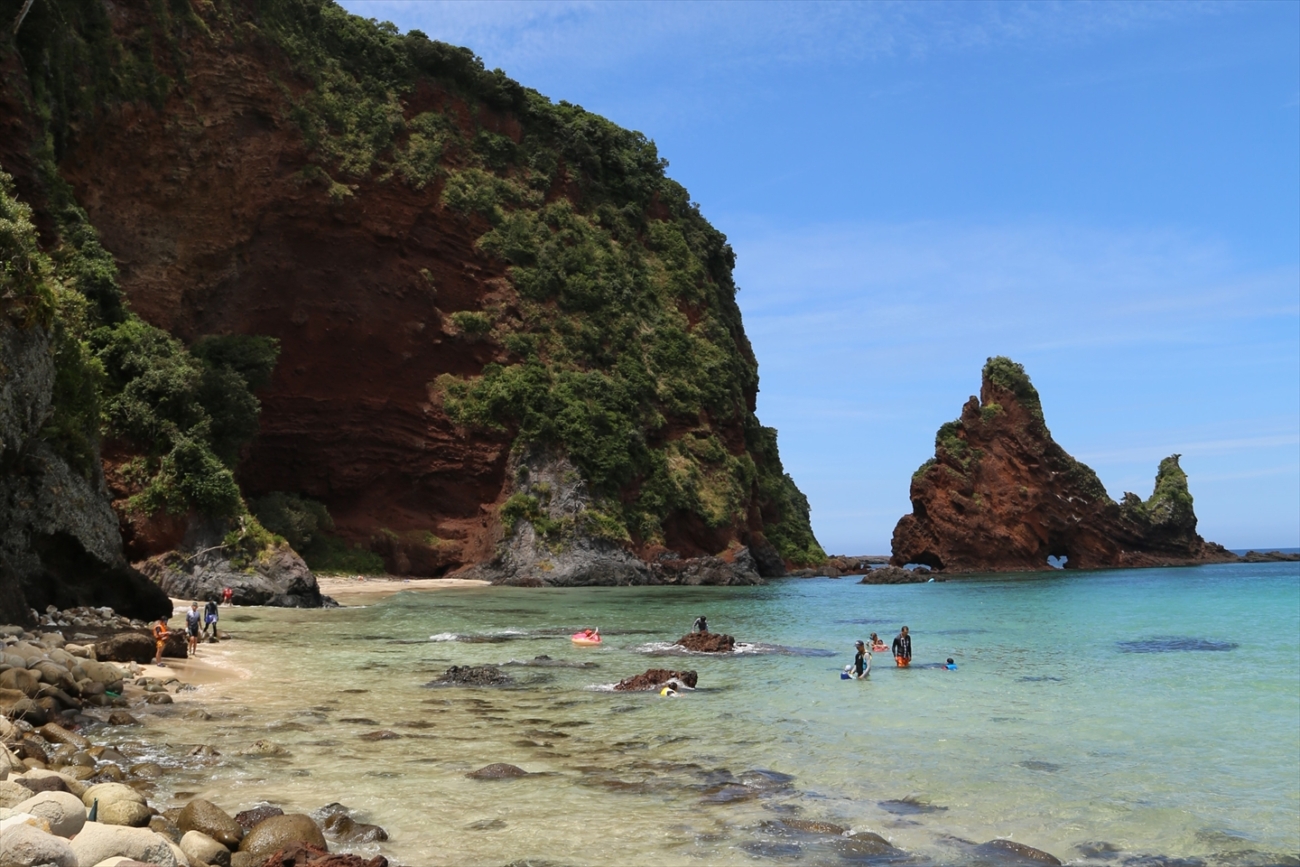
315, 575, 490, 605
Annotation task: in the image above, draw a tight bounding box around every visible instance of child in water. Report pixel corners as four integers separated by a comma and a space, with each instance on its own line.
944, 658, 957, 671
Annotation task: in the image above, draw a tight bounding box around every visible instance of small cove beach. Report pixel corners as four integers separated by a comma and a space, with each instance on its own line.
108, 560, 1300, 866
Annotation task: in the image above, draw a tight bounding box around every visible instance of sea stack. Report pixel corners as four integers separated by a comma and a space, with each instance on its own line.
890, 357, 1235, 572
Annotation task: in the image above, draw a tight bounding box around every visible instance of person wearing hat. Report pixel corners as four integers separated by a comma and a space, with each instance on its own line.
851, 640, 871, 679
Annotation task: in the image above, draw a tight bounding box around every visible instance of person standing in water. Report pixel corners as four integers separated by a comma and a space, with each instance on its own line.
892, 626, 912, 667
852, 640, 870, 678
185, 603, 201, 656
693, 615, 709, 633
203, 598, 219, 638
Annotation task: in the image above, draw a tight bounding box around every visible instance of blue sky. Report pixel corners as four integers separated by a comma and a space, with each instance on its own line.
339, 0, 1300, 553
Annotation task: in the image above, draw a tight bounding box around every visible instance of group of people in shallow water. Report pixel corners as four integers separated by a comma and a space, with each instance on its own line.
847, 626, 957, 679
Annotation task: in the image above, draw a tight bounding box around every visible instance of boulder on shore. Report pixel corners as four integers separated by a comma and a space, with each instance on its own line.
675, 632, 735, 653
614, 669, 698, 691
262, 842, 388, 867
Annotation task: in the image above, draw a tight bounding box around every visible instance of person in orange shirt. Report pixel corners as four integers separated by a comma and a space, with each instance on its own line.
152, 615, 171, 666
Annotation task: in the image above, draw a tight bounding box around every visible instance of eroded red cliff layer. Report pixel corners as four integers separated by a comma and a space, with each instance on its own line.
890, 358, 1234, 572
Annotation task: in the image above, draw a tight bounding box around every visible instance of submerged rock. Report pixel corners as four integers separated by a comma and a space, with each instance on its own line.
613, 669, 699, 691
675, 632, 736, 653
426, 665, 513, 687
891, 357, 1237, 573
261, 842, 387, 867
467, 763, 529, 780
971, 838, 1062, 865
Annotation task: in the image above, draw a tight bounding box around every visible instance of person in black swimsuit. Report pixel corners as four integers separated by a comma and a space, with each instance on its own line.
693, 615, 708, 633
853, 640, 869, 678
892, 626, 912, 667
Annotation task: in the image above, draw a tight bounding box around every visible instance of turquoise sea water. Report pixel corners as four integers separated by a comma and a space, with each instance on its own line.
135, 562, 1299, 866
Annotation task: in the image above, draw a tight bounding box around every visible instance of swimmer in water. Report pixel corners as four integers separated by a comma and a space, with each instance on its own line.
944, 658, 957, 670
869, 632, 887, 652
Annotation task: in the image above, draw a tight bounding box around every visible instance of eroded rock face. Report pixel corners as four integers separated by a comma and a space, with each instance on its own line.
891, 358, 1235, 573
0, 321, 171, 626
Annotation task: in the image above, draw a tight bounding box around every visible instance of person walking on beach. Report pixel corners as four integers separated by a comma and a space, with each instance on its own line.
152, 615, 171, 666
185, 603, 201, 656
203, 598, 219, 638
892, 626, 912, 667
693, 615, 709, 633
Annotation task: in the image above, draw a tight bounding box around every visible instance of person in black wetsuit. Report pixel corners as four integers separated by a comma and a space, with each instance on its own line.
892, 626, 912, 667
203, 599, 219, 638
693, 615, 708, 633
852, 640, 869, 678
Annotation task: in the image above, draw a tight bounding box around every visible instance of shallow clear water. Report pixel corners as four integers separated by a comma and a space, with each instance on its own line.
129, 562, 1299, 866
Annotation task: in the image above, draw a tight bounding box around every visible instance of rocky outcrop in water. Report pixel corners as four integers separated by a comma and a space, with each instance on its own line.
859, 565, 932, 584
0, 321, 172, 626
675, 632, 736, 653
426, 665, 512, 687
891, 358, 1236, 572
613, 669, 699, 691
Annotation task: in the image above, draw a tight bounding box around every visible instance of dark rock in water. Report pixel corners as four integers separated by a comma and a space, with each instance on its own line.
107, 711, 140, 726
651, 547, 764, 586
972, 839, 1062, 865
314, 804, 389, 844
739, 840, 802, 860
1241, 550, 1300, 562
465, 817, 507, 831
676, 632, 736, 652
1074, 842, 1123, 859
613, 669, 699, 691
891, 358, 1236, 573
835, 831, 909, 863
1016, 760, 1062, 772
467, 763, 528, 780
879, 796, 946, 815
236, 804, 285, 832
427, 665, 513, 687
261, 842, 387, 867
859, 566, 931, 585
357, 730, 401, 741
94, 632, 155, 663
1117, 637, 1238, 654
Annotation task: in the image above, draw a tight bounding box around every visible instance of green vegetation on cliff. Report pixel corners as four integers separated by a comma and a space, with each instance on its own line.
1121, 454, 1194, 529
3, 0, 823, 566
254, 0, 822, 562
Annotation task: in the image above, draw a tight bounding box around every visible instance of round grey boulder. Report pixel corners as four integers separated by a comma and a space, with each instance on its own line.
239, 814, 327, 858
0, 821, 77, 867
70, 822, 180, 867
14, 790, 87, 837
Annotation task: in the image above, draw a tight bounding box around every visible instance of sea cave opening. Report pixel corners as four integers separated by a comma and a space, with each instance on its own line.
1046, 555, 1068, 570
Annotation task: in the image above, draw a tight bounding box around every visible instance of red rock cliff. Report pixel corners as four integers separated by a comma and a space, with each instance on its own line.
2, 0, 823, 578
